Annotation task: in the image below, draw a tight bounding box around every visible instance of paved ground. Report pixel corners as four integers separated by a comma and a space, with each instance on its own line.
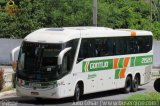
0, 80, 157, 106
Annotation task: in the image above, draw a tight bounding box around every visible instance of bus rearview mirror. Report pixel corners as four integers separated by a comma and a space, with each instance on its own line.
11, 46, 20, 62
58, 47, 72, 65
11, 46, 20, 71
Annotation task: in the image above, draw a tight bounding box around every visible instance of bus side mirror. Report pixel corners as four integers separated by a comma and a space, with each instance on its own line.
58, 47, 72, 65
10, 46, 20, 71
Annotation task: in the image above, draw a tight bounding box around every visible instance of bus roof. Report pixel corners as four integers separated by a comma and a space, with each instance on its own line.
24, 27, 153, 43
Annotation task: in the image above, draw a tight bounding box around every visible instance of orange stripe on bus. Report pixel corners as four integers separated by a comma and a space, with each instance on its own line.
123, 57, 130, 68
114, 58, 119, 69
120, 68, 126, 78
131, 31, 136, 36
86, 62, 89, 72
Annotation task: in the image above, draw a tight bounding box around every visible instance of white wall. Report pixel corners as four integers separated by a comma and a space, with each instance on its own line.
0, 39, 22, 65
153, 40, 160, 66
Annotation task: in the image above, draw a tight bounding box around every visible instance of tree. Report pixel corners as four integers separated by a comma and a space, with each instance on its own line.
0, 0, 160, 39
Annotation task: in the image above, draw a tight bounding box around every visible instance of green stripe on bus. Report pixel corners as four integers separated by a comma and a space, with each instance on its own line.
82, 55, 153, 72
131, 57, 136, 67
118, 58, 124, 68
134, 55, 153, 66
115, 69, 120, 79
82, 61, 86, 72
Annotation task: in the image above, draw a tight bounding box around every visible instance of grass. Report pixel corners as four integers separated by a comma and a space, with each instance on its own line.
123, 92, 160, 106
125, 92, 160, 100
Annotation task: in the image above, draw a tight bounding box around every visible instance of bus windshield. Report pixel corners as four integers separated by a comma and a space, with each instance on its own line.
17, 42, 63, 81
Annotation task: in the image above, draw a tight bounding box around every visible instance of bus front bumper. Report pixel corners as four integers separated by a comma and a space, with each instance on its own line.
16, 85, 64, 99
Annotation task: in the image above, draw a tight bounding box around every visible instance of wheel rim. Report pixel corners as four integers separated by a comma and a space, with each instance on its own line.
132, 76, 139, 92
126, 78, 131, 89
75, 86, 80, 101
134, 78, 138, 89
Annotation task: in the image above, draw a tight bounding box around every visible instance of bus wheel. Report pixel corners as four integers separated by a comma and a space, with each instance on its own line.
123, 76, 132, 93
74, 84, 81, 102
131, 75, 139, 92
154, 78, 160, 92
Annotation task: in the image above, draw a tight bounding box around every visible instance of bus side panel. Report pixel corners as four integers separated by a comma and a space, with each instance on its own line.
70, 62, 92, 95
116, 69, 129, 89
140, 65, 152, 85
72, 60, 115, 95
96, 69, 117, 91
72, 62, 98, 94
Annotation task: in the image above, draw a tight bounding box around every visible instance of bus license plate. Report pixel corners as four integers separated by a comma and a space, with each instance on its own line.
29, 83, 41, 87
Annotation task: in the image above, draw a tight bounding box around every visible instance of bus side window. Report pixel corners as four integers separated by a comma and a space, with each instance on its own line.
77, 40, 85, 62
114, 38, 125, 55
77, 36, 152, 62
95, 39, 102, 56
134, 36, 152, 54
95, 38, 110, 56
145, 36, 152, 52
66, 39, 79, 70
127, 36, 152, 54
77, 39, 96, 62
106, 39, 112, 56
103, 38, 114, 56
128, 37, 136, 54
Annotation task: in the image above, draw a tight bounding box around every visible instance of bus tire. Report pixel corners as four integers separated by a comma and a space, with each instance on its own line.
123, 76, 132, 93
131, 75, 139, 92
154, 78, 160, 92
74, 83, 81, 102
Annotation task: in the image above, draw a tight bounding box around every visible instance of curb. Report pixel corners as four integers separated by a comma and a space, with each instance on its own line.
0, 89, 16, 98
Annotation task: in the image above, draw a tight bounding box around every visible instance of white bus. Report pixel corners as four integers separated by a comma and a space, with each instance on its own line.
13, 27, 153, 101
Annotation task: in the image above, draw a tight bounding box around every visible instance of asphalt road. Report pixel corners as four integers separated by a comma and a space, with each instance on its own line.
0, 80, 157, 106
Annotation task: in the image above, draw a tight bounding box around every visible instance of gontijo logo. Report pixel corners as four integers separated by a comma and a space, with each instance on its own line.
82, 55, 153, 79
82, 59, 113, 72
